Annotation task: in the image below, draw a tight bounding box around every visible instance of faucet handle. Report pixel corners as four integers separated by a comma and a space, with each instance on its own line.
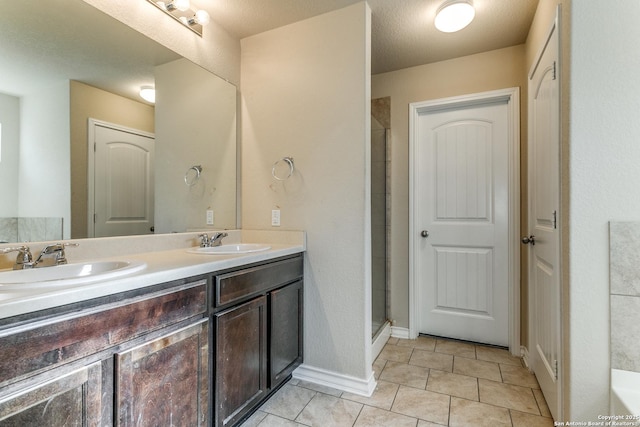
1, 245, 34, 270
198, 234, 211, 248
40, 242, 79, 253
210, 232, 228, 247
37, 242, 79, 265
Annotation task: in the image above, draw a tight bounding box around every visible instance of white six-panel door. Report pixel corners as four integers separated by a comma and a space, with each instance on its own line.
410, 89, 520, 349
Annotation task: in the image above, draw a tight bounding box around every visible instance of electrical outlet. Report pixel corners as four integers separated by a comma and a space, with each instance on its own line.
271, 209, 281, 227
206, 210, 214, 225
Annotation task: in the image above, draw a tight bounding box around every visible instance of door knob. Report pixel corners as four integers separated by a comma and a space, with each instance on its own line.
421, 230, 429, 238
521, 235, 535, 245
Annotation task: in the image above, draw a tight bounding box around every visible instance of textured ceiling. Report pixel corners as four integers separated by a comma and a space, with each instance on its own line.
201, 0, 540, 74
0, 0, 539, 101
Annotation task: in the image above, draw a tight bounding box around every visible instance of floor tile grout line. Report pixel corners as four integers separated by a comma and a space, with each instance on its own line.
350, 402, 364, 427
292, 388, 318, 424
508, 407, 515, 427
529, 386, 544, 417
478, 379, 544, 416
450, 394, 546, 418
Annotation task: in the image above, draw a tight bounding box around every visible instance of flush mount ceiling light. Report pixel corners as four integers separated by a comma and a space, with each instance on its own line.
139, 86, 156, 103
435, 0, 476, 33
146, 0, 210, 37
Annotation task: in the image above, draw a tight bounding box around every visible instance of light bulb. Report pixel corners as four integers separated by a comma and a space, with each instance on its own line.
435, 1, 475, 33
174, 0, 190, 12
139, 86, 156, 103
194, 9, 210, 26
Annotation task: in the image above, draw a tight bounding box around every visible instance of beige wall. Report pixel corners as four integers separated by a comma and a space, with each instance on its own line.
70, 81, 154, 238
155, 59, 237, 233
241, 3, 373, 382
371, 45, 527, 338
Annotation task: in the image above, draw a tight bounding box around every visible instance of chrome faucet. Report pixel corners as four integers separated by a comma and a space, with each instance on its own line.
1, 245, 35, 270
198, 232, 228, 248
1, 243, 79, 269
34, 243, 79, 267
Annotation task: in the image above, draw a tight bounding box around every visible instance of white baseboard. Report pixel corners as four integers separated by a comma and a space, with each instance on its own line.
372, 322, 391, 360
391, 326, 410, 339
292, 364, 376, 397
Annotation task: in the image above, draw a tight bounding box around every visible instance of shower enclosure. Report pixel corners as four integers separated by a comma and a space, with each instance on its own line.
371, 102, 389, 340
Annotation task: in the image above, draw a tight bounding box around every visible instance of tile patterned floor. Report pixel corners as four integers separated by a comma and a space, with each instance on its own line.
241, 336, 555, 427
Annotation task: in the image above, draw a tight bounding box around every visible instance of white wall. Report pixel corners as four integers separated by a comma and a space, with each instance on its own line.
567, 1, 640, 420
18, 83, 71, 238
0, 93, 20, 217
155, 59, 237, 233
241, 3, 373, 383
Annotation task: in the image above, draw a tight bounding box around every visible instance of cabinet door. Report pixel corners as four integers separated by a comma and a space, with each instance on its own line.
115, 319, 209, 427
214, 296, 267, 427
0, 362, 102, 426
270, 281, 303, 388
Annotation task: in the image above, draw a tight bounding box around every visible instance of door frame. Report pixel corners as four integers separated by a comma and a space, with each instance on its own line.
408, 88, 521, 354
87, 118, 155, 238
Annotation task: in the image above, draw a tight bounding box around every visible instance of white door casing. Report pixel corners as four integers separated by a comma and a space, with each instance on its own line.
526, 8, 562, 421
88, 119, 155, 238
409, 88, 520, 351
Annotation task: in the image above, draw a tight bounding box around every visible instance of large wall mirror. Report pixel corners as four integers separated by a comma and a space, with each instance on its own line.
0, 0, 237, 244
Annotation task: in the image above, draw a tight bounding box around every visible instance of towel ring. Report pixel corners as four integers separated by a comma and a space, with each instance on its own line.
272, 157, 295, 181
184, 165, 202, 186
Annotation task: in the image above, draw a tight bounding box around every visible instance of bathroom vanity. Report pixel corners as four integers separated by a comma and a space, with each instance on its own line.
0, 233, 304, 427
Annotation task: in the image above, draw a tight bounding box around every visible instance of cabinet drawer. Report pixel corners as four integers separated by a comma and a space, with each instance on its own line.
214, 256, 303, 307
0, 280, 206, 386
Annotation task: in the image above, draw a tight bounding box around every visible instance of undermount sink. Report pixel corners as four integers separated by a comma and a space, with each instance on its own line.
187, 243, 271, 255
0, 260, 147, 291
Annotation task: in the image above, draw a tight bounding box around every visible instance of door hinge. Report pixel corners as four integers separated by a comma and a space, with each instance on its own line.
94, 142, 96, 152
552, 210, 557, 229
93, 213, 97, 223
552, 61, 557, 80
554, 359, 559, 380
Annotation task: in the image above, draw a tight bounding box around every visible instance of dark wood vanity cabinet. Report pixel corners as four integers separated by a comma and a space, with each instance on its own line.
212, 254, 304, 427
115, 319, 209, 427
214, 296, 268, 427
0, 252, 303, 427
0, 361, 104, 426
269, 279, 303, 388
0, 279, 208, 426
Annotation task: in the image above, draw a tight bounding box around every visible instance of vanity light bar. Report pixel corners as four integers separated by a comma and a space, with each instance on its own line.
146, 0, 210, 37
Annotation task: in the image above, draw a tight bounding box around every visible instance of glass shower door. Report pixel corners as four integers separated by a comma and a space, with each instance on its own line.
371, 125, 387, 338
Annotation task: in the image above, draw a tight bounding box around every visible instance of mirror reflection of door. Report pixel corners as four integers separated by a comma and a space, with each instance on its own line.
89, 120, 155, 237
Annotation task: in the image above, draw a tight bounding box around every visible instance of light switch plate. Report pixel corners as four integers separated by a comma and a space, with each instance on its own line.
271, 209, 281, 226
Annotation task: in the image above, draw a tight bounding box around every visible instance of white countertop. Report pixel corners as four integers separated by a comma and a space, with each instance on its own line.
0, 231, 305, 320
